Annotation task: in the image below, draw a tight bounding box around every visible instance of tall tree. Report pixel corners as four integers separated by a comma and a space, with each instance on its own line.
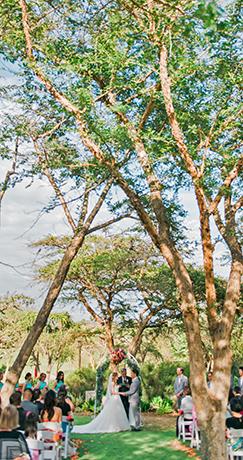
0, 1, 242, 457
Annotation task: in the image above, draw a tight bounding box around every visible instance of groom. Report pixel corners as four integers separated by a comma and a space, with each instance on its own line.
119, 369, 141, 431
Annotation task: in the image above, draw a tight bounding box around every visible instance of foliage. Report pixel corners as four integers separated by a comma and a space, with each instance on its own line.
66, 368, 96, 402
150, 396, 173, 415
79, 399, 95, 413
141, 362, 190, 401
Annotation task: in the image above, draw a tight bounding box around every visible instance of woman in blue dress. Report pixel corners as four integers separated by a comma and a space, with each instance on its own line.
53, 371, 65, 393
22, 373, 33, 392
35, 372, 48, 391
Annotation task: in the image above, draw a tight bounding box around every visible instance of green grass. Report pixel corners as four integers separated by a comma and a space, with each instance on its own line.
71, 415, 193, 460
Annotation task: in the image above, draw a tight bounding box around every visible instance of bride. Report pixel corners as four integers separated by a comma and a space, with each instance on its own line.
72, 371, 130, 433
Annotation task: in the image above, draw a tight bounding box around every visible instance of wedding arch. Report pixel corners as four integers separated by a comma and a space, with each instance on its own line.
94, 349, 140, 416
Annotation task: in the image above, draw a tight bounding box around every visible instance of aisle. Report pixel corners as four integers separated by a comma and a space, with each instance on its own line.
71, 415, 198, 460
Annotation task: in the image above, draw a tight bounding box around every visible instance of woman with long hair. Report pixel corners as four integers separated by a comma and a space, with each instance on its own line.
40, 390, 62, 424
53, 371, 64, 393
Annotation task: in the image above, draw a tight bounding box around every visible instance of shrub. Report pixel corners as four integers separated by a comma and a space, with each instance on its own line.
80, 398, 95, 413
141, 361, 189, 401
141, 400, 150, 412
65, 368, 96, 403
150, 396, 173, 414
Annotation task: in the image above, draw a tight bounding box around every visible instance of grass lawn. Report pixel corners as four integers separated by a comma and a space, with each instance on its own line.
71, 415, 198, 460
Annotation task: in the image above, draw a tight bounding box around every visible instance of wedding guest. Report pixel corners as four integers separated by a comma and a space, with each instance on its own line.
24, 413, 39, 460
32, 389, 44, 415
174, 368, 188, 409
176, 386, 193, 436
117, 368, 132, 418
41, 390, 62, 424
35, 372, 48, 391
207, 372, 213, 389
0, 371, 4, 391
226, 397, 243, 429
238, 367, 243, 395
23, 372, 33, 392
10, 391, 26, 430
53, 371, 65, 393
21, 389, 39, 419
56, 386, 72, 416
0, 405, 31, 459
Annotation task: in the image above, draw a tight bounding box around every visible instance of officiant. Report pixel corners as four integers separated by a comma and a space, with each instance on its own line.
117, 368, 132, 418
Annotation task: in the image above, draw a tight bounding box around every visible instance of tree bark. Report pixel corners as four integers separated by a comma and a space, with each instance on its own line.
200, 410, 227, 460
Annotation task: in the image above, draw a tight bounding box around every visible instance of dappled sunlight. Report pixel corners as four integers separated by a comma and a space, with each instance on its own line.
72, 416, 197, 460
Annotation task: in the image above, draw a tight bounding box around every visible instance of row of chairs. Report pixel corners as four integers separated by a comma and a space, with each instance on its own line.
24, 417, 72, 460
178, 416, 243, 460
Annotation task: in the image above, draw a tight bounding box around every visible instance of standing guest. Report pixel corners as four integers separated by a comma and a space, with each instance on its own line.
10, 392, 26, 431
117, 368, 132, 419
0, 405, 31, 459
174, 368, 188, 409
238, 366, 243, 395
35, 372, 48, 391
207, 372, 213, 389
23, 373, 33, 392
21, 389, 39, 419
41, 390, 62, 424
32, 389, 44, 415
226, 398, 243, 429
0, 371, 4, 391
53, 371, 65, 393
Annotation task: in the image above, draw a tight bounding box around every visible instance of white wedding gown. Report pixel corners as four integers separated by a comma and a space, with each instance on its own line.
72, 375, 130, 434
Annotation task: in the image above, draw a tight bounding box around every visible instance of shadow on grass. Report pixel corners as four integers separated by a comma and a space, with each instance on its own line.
72, 416, 193, 460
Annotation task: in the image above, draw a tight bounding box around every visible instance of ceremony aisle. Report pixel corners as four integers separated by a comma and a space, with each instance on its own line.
71, 415, 200, 460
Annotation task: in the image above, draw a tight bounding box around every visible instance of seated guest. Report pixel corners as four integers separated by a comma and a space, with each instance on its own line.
23, 373, 33, 392
180, 386, 193, 419
0, 405, 31, 459
56, 386, 72, 416
32, 389, 44, 415
233, 386, 242, 398
35, 373, 48, 391
24, 413, 39, 460
41, 390, 62, 424
21, 389, 39, 419
10, 392, 26, 431
226, 397, 243, 429
176, 386, 193, 437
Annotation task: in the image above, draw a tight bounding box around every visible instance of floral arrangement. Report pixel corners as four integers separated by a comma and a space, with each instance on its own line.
110, 348, 127, 364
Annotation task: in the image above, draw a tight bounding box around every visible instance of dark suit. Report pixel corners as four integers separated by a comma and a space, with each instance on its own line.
117, 375, 132, 418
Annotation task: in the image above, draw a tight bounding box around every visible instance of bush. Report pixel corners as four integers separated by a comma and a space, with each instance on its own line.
140, 400, 150, 412
150, 396, 173, 414
141, 361, 189, 401
80, 398, 95, 413
65, 368, 96, 403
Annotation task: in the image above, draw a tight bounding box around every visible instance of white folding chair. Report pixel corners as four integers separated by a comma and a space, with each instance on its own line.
178, 415, 193, 442
190, 418, 201, 449
37, 427, 60, 460
61, 416, 70, 459
228, 429, 243, 460
26, 438, 45, 460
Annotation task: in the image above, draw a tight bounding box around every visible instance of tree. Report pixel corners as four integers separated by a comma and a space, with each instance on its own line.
35, 234, 182, 354
0, 1, 242, 457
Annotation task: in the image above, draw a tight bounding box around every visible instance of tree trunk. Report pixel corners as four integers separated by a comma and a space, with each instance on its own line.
200, 410, 227, 460
46, 355, 52, 383
0, 230, 85, 407
105, 321, 114, 352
